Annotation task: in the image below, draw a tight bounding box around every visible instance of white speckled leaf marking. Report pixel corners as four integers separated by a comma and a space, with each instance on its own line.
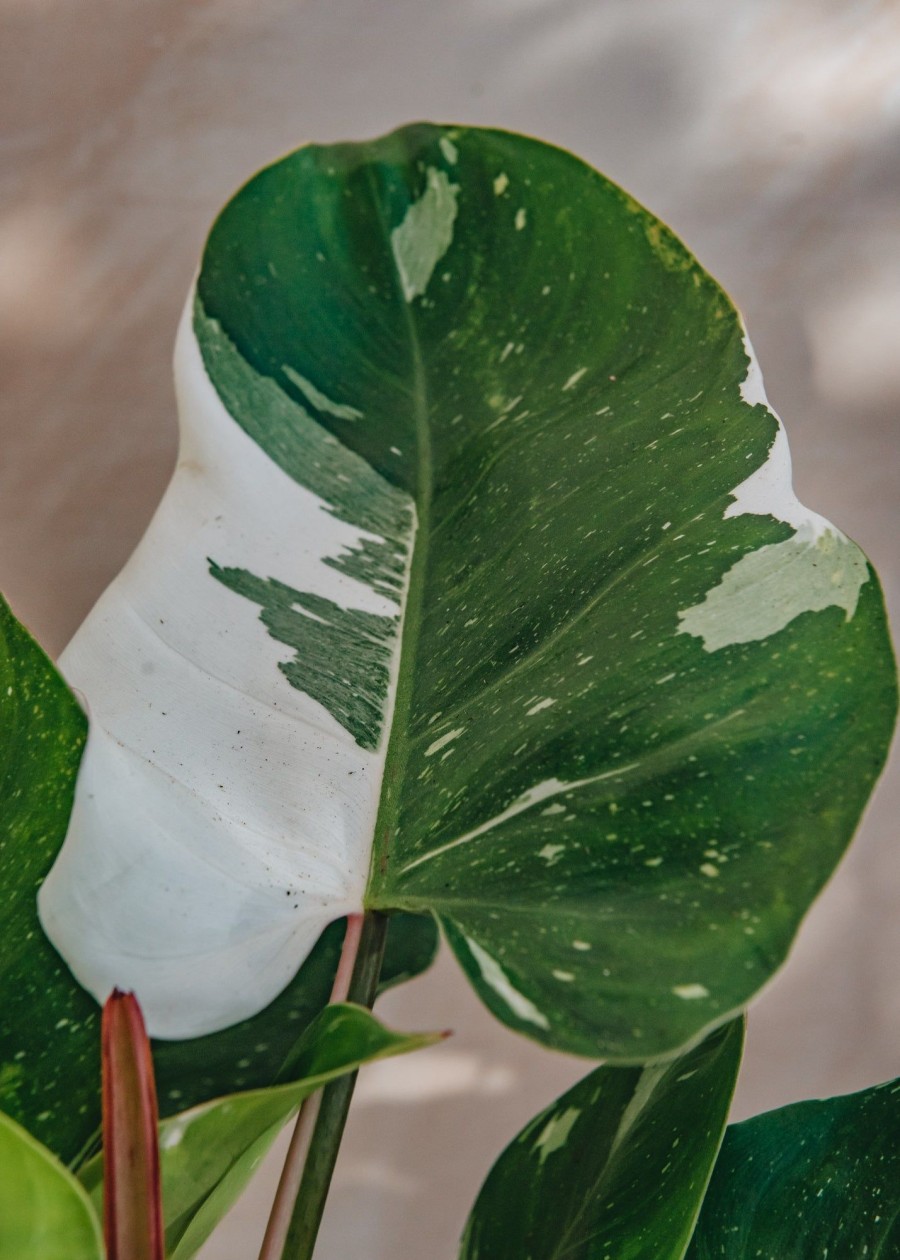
533, 1107, 580, 1165
282, 364, 364, 421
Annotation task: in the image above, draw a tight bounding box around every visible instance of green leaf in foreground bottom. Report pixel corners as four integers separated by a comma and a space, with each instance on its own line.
460, 1018, 743, 1260
687, 1075, 900, 1258
0, 1109, 102, 1260
79, 1003, 443, 1260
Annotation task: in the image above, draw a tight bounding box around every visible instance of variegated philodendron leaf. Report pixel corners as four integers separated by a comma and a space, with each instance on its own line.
38, 124, 896, 1056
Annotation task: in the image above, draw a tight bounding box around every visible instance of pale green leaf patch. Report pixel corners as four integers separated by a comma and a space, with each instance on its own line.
678, 526, 868, 652
391, 165, 460, 302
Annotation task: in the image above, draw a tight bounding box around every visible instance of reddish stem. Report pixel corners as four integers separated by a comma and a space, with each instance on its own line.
257, 913, 365, 1260
102, 989, 164, 1260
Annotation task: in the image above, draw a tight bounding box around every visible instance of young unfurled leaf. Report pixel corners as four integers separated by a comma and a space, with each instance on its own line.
80, 1002, 445, 1260
687, 1075, 900, 1257
0, 1109, 102, 1260
461, 1019, 743, 1260
36, 124, 896, 1060
102, 990, 164, 1260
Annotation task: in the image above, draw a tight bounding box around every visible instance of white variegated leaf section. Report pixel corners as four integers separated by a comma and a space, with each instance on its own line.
37, 302, 413, 1039
677, 330, 868, 652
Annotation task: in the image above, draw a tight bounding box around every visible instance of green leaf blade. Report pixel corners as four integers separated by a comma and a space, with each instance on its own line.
197, 124, 898, 1058
687, 1077, 900, 1258
0, 1110, 103, 1260
461, 1019, 744, 1260
0, 597, 98, 1164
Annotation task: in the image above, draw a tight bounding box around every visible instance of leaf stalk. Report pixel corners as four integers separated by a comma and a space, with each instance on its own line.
259, 911, 387, 1260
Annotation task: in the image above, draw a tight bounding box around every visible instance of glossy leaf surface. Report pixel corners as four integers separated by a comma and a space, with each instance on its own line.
80, 1003, 442, 1260
0, 1109, 102, 1260
461, 1019, 742, 1260
688, 1076, 900, 1258
38, 124, 896, 1058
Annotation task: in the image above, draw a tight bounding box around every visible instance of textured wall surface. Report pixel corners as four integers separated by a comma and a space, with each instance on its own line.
2, 2, 898, 1256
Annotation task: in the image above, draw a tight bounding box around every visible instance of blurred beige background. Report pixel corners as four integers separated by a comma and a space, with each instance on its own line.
2, 1, 898, 1256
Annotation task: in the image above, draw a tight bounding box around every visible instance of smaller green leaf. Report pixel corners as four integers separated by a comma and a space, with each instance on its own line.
461, 1019, 743, 1260
80, 1002, 443, 1260
687, 1075, 900, 1258
0, 1109, 102, 1260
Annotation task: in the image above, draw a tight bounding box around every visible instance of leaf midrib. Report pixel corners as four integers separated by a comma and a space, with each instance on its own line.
364, 164, 435, 902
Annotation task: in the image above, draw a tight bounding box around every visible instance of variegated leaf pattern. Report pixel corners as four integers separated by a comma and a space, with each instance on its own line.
39, 124, 896, 1056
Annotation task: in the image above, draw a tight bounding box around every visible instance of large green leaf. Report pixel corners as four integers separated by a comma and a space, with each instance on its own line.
37, 124, 896, 1059
79, 1003, 442, 1260
687, 1076, 900, 1258
460, 1019, 742, 1260
0, 593, 434, 1163
0, 1109, 102, 1260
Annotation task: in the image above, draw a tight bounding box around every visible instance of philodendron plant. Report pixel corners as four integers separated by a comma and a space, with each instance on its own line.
0, 122, 897, 1259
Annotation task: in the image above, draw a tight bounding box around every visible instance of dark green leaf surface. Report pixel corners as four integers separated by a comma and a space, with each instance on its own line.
0, 1109, 102, 1260
461, 1019, 743, 1260
687, 1076, 900, 1259
196, 122, 897, 1058
80, 1003, 442, 1260
0, 598, 96, 1162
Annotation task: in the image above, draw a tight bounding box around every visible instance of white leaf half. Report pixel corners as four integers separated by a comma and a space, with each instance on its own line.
37, 300, 415, 1038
